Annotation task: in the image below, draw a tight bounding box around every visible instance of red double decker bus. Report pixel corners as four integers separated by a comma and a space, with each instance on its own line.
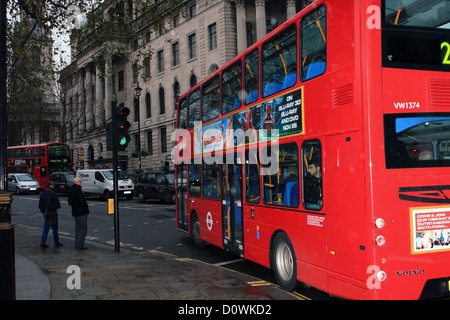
7, 142, 72, 189
174, 0, 450, 299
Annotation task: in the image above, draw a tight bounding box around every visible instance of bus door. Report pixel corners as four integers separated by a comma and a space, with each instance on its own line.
176, 165, 188, 232
324, 133, 366, 284
221, 152, 244, 256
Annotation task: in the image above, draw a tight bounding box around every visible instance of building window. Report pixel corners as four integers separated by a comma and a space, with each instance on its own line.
132, 64, 138, 84
189, 4, 196, 18
147, 130, 153, 155
157, 50, 164, 73
208, 23, 217, 50
190, 74, 197, 88
160, 127, 167, 153
145, 92, 151, 118
173, 81, 180, 107
134, 133, 139, 151
119, 70, 125, 91
188, 33, 197, 59
158, 24, 165, 37
134, 96, 139, 122
173, 14, 179, 28
144, 56, 150, 77
159, 86, 165, 115
172, 42, 179, 67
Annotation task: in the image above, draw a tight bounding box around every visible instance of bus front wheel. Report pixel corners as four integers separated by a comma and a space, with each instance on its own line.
190, 214, 205, 248
272, 232, 298, 292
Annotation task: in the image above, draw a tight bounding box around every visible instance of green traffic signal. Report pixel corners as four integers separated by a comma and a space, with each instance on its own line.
115, 106, 131, 150
119, 136, 127, 146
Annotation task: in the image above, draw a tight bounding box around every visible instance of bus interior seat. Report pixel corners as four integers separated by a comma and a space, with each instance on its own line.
282, 74, 297, 89
246, 91, 259, 104
283, 182, 299, 207
233, 98, 241, 110
304, 62, 326, 81
264, 82, 282, 97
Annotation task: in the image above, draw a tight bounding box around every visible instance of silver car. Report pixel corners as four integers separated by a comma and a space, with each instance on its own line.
7, 173, 41, 195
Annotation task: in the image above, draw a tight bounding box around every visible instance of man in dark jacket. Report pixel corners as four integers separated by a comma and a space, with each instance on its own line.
38, 181, 62, 248
68, 177, 90, 250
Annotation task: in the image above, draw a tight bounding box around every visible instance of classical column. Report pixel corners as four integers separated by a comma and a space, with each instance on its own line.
255, 0, 266, 41
95, 66, 104, 128
287, 0, 297, 19
104, 59, 113, 122
236, 0, 247, 53
85, 65, 94, 131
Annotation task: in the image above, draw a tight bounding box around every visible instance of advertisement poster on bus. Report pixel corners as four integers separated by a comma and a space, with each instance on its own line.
196, 87, 304, 155
231, 87, 303, 143
411, 206, 450, 254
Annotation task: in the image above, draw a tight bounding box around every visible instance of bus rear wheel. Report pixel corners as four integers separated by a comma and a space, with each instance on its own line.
272, 232, 298, 292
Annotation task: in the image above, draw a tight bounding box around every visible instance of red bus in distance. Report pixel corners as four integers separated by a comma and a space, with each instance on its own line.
8, 142, 72, 189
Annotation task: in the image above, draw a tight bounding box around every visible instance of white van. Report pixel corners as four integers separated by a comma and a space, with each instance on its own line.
76, 169, 134, 200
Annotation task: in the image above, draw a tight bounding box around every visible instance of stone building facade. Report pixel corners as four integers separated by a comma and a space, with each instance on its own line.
60, 0, 310, 174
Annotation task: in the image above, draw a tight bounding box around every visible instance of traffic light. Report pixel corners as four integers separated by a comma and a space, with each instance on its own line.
115, 106, 131, 150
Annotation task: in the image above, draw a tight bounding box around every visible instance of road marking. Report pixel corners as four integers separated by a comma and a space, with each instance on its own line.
176, 257, 194, 262
291, 291, 312, 300
247, 280, 271, 287
213, 258, 244, 266
147, 249, 176, 257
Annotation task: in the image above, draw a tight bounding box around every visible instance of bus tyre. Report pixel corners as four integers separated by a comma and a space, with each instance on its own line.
190, 214, 205, 248
272, 233, 298, 292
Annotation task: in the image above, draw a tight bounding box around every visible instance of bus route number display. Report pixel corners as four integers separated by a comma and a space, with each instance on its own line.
442, 41, 450, 65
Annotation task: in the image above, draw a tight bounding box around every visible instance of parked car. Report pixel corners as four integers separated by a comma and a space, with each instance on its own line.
49, 172, 75, 194
7, 173, 41, 195
135, 171, 175, 203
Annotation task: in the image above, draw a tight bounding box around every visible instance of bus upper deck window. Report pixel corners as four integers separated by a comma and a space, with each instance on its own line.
261, 25, 297, 98
222, 61, 242, 115
188, 89, 201, 128
202, 76, 220, 122
301, 5, 327, 81
177, 98, 187, 129
244, 49, 260, 105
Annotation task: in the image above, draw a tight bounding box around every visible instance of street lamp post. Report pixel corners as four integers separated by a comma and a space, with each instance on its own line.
134, 83, 142, 173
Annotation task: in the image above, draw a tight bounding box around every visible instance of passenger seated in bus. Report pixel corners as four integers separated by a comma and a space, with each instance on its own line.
418, 150, 433, 160
304, 156, 322, 210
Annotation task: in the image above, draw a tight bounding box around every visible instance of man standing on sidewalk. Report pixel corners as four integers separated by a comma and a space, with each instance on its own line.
38, 181, 62, 248
68, 177, 90, 250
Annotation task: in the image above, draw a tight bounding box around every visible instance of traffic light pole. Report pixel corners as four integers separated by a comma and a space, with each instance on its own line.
111, 100, 120, 253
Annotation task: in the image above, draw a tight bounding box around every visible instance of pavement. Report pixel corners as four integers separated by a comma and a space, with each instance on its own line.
13, 224, 300, 300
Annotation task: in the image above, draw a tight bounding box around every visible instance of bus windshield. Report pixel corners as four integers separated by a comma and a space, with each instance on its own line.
384, 0, 450, 29
47, 144, 70, 157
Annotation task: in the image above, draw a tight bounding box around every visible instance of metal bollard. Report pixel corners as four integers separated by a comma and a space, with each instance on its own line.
0, 192, 14, 300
